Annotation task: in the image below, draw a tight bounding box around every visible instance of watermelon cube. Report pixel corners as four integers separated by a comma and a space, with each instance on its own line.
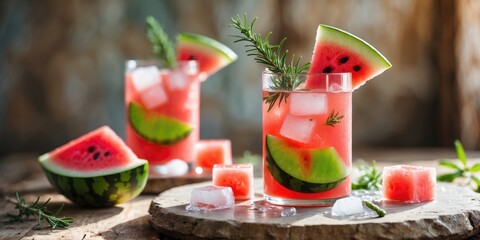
194, 140, 232, 170
213, 164, 254, 200
382, 165, 436, 203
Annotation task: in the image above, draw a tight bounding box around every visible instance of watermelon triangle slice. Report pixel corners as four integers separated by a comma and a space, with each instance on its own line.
307, 25, 391, 90
177, 33, 238, 81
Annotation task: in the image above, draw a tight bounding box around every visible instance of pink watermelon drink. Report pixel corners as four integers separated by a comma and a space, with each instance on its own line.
126, 18, 237, 168
263, 72, 352, 205
125, 60, 200, 165
231, 16, 391, 206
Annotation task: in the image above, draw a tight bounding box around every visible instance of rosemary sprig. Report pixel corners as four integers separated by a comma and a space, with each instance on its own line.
437, 140, 480, 192
146, 16, 177, 68
4, 192, 74, 229
352, 160, 382, 190
230, 14, 310, 111
326, 110, 344, 127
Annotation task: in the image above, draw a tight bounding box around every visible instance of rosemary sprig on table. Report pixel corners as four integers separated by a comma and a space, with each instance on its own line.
146, 16, 177, 68
230, 14, 310, 111
352, 160, 382, 191
325, 110, 344, 127
4, 193, 74, 229
364, 201, 386, 217
437, 140, 480, 192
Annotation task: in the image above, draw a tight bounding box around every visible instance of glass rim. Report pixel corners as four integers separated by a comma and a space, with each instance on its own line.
262, 69, 352, 77
125, 59, 198, 65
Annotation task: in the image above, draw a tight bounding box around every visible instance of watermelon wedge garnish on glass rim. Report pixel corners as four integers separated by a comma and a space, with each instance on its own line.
177, 32, 238, 81
306, 24, 392, 90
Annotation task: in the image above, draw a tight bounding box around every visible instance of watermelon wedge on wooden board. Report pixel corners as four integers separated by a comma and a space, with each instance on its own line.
39, 126, 148, 206
177, 33, 237, 81
307, 25, 391, 90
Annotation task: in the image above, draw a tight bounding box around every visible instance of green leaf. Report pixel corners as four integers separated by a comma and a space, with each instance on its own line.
146, 16, 177, 68
471, 175, 480, 193
439, 160, 462, 170
454, 140, 467, 167
470, 163, 480, 172
437, 170, 463, 182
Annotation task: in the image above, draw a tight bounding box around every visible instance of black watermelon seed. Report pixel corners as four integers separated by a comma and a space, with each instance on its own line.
189, 54, 196, 60
339, 57, 349, 64
104, 151, 110, 157
88, 146, 95, 153
93, 152, 100, 160
353, 65, 361, 72
323, 67, 332, 73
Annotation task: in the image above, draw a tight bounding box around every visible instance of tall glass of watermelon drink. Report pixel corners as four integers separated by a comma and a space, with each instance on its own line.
263, 71, 352, 206
125, 60, 200, 167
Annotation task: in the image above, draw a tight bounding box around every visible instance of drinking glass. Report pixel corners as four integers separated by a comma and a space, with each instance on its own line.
262, 71, 352, 206
125, 60, 199, 169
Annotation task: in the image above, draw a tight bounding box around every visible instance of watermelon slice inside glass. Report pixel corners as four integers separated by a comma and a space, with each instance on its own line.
177, 32, 238, 81
39, 126, 148, 206
307, 24, 391, 90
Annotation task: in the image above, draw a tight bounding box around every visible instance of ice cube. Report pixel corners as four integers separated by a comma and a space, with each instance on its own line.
328, 83, 344, 93
153, 159, 189, 176
279, 114, 315, 143
289, 93, 327, 116
168, 69, 189, 90
189, 186, 234, 211
131, 66, 161, 92
140, 84, 168, 109
331, 197, 364, 217
281, 207, 297, 217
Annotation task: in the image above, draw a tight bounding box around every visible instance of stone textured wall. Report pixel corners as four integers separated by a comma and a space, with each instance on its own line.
0, 0, 475, 157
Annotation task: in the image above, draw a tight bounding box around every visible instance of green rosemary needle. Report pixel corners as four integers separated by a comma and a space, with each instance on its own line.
146, 16, 177, 68
4, 192, 74, 229
230, 14, 310, 111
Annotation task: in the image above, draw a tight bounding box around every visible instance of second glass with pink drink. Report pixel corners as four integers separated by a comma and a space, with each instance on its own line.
263, 71, 352, 206
125, 60, 200, 167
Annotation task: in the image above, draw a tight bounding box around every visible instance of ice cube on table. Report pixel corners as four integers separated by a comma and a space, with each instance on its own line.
131, 66, 161, 92
188, 186, 234, 211
168, 68, 190, 90
331, 197, 364, 216
153, 159, 189, 176
279, 114, 315, 143
289, 93, 327, 116
140, 84, 168, 109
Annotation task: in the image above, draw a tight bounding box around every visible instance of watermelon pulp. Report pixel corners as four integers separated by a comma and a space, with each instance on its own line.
39, 126, 148, 206
382, 165, 436, 203
307, 24, 391, 90
177, 32, 238, 81
212, 164, 254, 200
194, 139, 232, 170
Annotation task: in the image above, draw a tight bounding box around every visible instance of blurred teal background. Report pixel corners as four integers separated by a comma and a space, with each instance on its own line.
1, 0, 478, 158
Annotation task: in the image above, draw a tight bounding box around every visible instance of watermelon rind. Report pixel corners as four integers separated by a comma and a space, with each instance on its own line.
177, 32, 238, 62
265, 134, 348, 193
316, 24, 391, 71
310, 24, 391, 90
41, 160, 148, 207
128, 102, 193, 145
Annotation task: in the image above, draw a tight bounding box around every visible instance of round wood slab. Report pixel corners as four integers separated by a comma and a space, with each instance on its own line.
149, 179, 480, 239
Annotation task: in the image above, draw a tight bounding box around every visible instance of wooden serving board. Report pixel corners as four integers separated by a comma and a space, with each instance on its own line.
149, 179, 480, 240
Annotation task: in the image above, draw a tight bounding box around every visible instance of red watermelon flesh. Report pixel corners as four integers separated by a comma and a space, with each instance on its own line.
42, 126, 140, 174
382, 165, 436, 203
177, 33, 237, 81
307, 25, 391, 90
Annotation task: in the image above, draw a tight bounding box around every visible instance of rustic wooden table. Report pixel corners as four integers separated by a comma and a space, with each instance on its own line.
1, 150, 480, 240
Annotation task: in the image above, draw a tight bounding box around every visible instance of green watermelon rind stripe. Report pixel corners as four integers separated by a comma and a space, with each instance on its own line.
129, 102, 194, 145
42, 163, 148, 207
265, 137, 346, 193
316, 24, 392, 70
178, 32, 238, 62
39, 153, 148, 178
